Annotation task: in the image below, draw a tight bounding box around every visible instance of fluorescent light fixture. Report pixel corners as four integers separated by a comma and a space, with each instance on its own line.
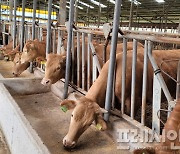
128, 0, 141, 5
90, 0, 107, 8
79, 1, 94, 9
66, 1, 83, 10
108, 0, 115, 4
156, 0, 165, 3
52, 4, 59, 9
77, 5, 83, 10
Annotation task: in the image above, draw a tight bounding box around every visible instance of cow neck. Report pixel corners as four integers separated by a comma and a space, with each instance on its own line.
85, 73, 108, 108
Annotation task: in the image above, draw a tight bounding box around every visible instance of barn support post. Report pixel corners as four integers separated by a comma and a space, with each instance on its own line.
8, 0, 13, 41
141, 40, 148, 125
121, 38, 127, 115
32, 0, 37, 40
46, 0, 53, 56
98, 0, 101, 28
129, 0, 134, 30
74, 0, 78, 25
20, 0, 26, 52
13, 0, 17, 49
147, 41, 174, 108
176, 61, 180, 101
104, 0, 122, 121
130, 39, 137, 119
59, 0, 67, 25
63, 0, 75, 99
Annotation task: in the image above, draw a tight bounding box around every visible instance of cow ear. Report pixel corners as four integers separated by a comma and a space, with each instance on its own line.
60, 99, 77, 111
95, 115, 107, 131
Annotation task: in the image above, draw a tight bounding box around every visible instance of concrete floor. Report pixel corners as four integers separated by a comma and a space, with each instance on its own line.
0, 129, 10, 154
0, 61, 34, 78
14, 92, 130, 154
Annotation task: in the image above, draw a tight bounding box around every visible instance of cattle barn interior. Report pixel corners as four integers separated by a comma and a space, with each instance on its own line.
0, 0, 180, 154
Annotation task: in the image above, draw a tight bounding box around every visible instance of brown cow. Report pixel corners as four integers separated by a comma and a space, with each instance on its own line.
12, 52, 30, 77
21, 39, 46, 63
59, 50, 180, 148
133, 101, 180, 154
41, 41, 144, 86
4, 44, 20, 61
0, 40, 13, 56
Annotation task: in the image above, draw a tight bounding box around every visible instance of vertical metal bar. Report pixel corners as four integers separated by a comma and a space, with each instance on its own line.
57, 30, 61, 54
13, 0, 17, 49
52, 29, 56, 53
141, 40, 148, 125
130, 39, 137, 119
32, 0, 37, 40
176, 61, 180, 101
63, 0, 75, 99
39, 27, 43, 41
93, 59, 97, 82
121, 38, 127, 115
129, 0, 134, 30
77, 32, 80, 87
2, 24, 5, 45
20, 0, 26, 52
71, 32, 75, 83
46, 0, 53, 56
82, 33, 85, 90
28, 26, 31, 40
87, 34, 91, 90
104, 0, 122, 121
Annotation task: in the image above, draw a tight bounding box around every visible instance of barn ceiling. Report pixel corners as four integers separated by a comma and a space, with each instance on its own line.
1, 0, 180, 27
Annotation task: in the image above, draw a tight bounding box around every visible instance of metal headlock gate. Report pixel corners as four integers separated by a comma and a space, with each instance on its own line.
1, 0, 180, 137
61, 0, 180, 136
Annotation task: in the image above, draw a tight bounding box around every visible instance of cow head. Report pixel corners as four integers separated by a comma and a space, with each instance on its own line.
21, 40, 37, 63
12, 52, 30, 77
41, 53, 66, 86
60, 97, 107, 148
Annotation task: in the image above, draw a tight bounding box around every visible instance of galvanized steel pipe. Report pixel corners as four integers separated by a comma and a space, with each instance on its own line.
46, 0, 53, 56
104, 0, 122, 121
20, 0, 26, 52
63, 0, 75, 99
141, 40, 148, 125
130, 39, 137, 119
32, 0, 37, 40
121, 38, 127, 115
13, 0, 17, 49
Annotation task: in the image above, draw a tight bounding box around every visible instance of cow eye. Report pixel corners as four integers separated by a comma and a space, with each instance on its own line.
56, 67, 61, 70
71, 114, 73, 117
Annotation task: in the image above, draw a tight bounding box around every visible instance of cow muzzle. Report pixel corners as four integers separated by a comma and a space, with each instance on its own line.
12, 72, 19, 77
41, 78, 51, 86
63, 136, 76, 149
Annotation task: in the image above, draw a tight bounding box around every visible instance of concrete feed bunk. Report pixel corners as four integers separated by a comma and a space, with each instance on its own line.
0, 75, 138, 153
